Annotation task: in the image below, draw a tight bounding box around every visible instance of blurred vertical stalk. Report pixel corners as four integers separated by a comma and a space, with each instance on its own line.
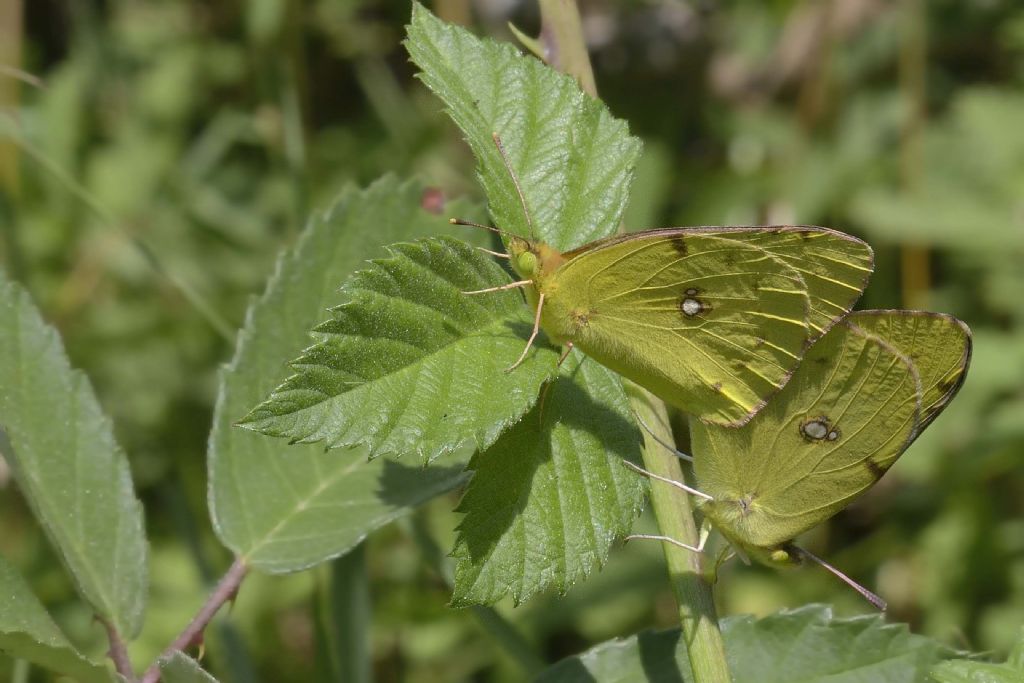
10, 659, 29, 683
0, 0, 24, 279
281, 0, 309, 233
899, 0, 930, 310
0, 0, 20, 194
537, 3, 731, 681
315, 544, 372, 683
409, 511, 546, 677
436, 0, 472, 27
538, 0, 596, 98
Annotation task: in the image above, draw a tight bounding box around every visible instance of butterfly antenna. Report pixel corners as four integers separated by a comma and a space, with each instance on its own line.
448, 217, 518, 239
633, 412, 694, 462
793, 546, 887, 611
621, 460, 713, 501
491, 132, 536, 239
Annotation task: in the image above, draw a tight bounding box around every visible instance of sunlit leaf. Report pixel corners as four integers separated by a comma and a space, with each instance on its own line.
537, 605, 953, 682
211, 177, 546, 572
239, 235, 558, 462
405, 3, 641, 251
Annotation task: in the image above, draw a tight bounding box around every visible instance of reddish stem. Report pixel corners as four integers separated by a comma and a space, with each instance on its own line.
101, 617, 136, 681
139, 558, 249, 683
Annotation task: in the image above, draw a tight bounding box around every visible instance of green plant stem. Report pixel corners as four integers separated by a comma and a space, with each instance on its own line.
536, 3, 731, 680
538, 0, 596, 98
627, 386, 731, 682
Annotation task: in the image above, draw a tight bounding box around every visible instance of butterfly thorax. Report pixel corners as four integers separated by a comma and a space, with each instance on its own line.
507, 237, 573, 342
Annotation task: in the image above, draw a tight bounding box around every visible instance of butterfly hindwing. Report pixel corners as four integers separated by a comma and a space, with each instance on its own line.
543, 231, 813, 426
847, 310, 972, 432
692, 313, 924, 551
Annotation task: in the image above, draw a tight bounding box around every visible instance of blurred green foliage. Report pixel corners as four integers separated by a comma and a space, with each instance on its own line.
1, 0, 1022, 680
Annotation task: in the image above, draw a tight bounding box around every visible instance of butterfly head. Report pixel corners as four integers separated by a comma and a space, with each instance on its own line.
507, 237, 566, 283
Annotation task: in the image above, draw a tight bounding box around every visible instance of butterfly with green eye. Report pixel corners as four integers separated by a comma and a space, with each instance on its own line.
633, 309, 972, 609
459, 133, 874, 427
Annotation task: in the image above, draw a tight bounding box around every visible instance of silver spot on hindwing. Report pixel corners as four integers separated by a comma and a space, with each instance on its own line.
800, 416, 840, 443
680, 288, 710, 319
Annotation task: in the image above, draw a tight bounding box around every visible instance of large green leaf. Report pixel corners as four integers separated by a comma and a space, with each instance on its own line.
239, 235, 558, 462
211, 178, 549, 572
0, 555, 114, 683
0, 277, 147, 639
450, 355, 644, 607
537, 605, 953, 682
405, 3, 642, 251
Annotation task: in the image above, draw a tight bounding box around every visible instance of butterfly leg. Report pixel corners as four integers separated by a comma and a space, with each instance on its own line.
506, 292, 545, 372
462, 280, 531, 295
557, 342, 575, 367
624, 533, 707, 554
621, 460, 713, 501
476, 247, 511, 259
632, 412, 693, 462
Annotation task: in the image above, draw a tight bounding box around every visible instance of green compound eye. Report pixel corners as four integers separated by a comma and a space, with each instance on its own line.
516, 250, 539, 277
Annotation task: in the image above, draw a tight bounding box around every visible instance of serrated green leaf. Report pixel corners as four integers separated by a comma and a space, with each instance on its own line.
159, 652, 219, 683
239, 234, 558, 462
211, 177, 539, 572
931, 662, 1024, 683
405, 3, 642, 251
538, 605, 954, 683
0, 277, 147, 639
0, 555, 115, 683
450, 355, 643, 607
931, 628, 1024, 683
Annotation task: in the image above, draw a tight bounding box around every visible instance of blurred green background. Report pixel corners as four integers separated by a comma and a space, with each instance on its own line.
1, 0, 1022, 681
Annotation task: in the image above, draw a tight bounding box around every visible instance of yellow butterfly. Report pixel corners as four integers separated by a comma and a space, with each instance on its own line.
461, 134, 873, 426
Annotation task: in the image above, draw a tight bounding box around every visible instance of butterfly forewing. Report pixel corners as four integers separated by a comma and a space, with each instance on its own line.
847, 311, 972, 432
709, 227, 874, 340
692, 316, 923, 549
545, 232, 813, 426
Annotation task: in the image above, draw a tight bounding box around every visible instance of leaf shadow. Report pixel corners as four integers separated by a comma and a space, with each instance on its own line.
456, 359, 640, 566
374, 456, 471, 509
537, 628, 689, 682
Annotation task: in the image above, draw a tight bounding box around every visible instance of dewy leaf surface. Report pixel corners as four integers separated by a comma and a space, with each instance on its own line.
450, 355, 644, 607
0, 555, 114, 683
406, 3, 642, 251
211, 177, 552, 572
159, 652, 220, 683
537, 605, 953, 683
0, 277, 147, 639
239, 235, 558, 462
